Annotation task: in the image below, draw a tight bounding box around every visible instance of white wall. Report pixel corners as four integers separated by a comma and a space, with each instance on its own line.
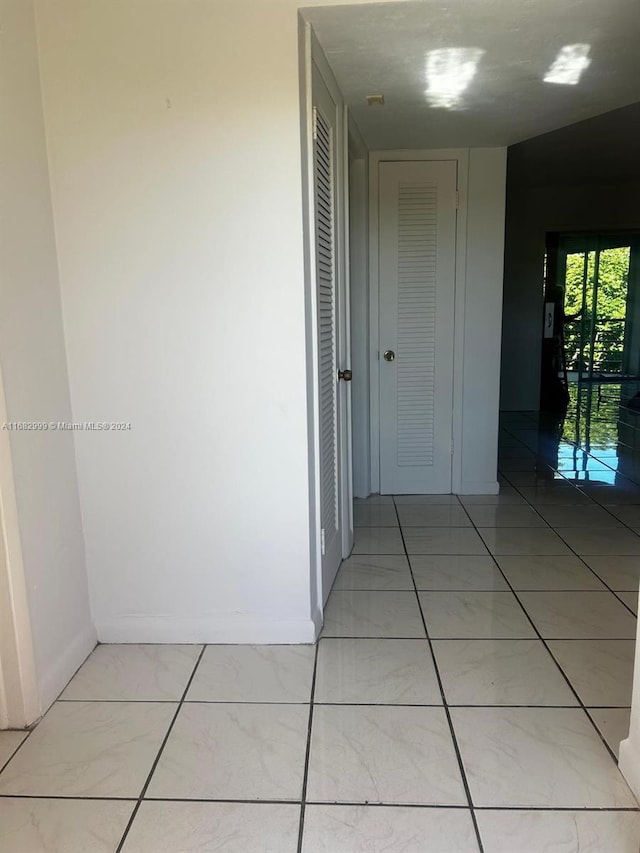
348, 123, 370, 499
0, 0, 95, 713
500, 105, 640, 411
461, 148, 507, 492
34, 0, 405, 643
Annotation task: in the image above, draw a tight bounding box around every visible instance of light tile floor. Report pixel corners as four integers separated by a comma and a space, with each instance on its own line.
2, 409, 640, 850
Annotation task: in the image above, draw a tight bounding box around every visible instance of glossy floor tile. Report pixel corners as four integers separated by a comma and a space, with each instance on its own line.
1, 408, 639, 850
619, 590, 639, 614
516, 485, 593, 505
0, 701, 174, 797
322, 590, 425, 638
606, 505, 640, 526
353, 504, 399, 527
582, 555, 640, 589
459, 490, 526, 505
433, 640, 577, 706
393, 494, 460, 505
590, 707, 631, 759
556, 526, 640, 555
535, 504, 623, 527
122, 801, 300, 852
451, 707, 637, 807
476, 810, 640, 853
314, 638, 441, 705
496, 554, 606, 590
518, 591, 638, 638
410, 555, 509, 590
0, 798, 134, 853
547, 639, 635, 706
307, 705, 466, 805
0, 732, 27, 770
478, 527, 572, 555
302, 805, 479, 852
402, 527, 488, 555
147, 703, 308, 800
465, 505, 548, 527
186, 644, 315, 703
419, 591, 537, 639
395, 504, 472, 527
331, 555, 413, 591
61, 644, 202, 702
352, 527, 404, 554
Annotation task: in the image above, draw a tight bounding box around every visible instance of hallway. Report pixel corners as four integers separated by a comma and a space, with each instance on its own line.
1, 405, 640, 849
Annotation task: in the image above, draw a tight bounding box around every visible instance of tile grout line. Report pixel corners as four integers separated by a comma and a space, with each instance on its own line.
0, 731, 34, 778
296, 643, 320, 853
461, 477, 632, 771
114, 644, 207, 852
0, 789, 639, 813
392, 494, 486, 853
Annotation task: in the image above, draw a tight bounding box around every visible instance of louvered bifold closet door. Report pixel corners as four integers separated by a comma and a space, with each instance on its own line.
313, 96, 342, 589
379, 161, 457, 494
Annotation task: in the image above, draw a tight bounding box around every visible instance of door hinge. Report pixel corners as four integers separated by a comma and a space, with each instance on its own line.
320, 527, 326, 555
455, 190, 460, 209
312, 106, 318, 141
451, 438, 455, 456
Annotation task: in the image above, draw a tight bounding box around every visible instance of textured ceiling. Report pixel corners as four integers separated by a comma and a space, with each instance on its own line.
301, 0, 640, 149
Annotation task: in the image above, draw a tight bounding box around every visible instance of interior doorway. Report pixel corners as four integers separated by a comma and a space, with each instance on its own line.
540, 231, 640, 414
377, 160, 458, 494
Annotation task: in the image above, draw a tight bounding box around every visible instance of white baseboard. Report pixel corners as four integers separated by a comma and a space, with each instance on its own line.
310, 606, 323, 640
37, 621, 97, 718
95, 615, 319, 645
459, 480, 500, 495
619, 736, 640, 800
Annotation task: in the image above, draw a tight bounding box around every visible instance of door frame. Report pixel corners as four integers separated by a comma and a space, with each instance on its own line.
368, 150, 470, 494
299, 20, 353, 625
0, 363, 39, 729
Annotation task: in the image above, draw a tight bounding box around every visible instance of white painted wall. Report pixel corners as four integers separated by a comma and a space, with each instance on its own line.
0, 0, 95, 714
348, 124, 370, 500
461, 148, 507, 493
34, 0, 406, 643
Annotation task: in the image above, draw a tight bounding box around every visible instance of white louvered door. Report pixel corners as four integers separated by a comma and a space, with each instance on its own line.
313, 63, 347, 600
379, 161, 457, 494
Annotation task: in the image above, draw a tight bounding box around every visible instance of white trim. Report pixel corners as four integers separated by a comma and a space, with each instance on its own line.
347, 114, 368, 160
619, 587, 640, 799
0, 365, 39, 728
96, 616, 318, 645
298, 18, 323, 627
368, 153, 381, 492
37, 621, 95, 713
348, 150, 370, 499
340, 101, 354, 556
368, 149, 469, 495
451, 152, 470, 495
300, 20, 352, 614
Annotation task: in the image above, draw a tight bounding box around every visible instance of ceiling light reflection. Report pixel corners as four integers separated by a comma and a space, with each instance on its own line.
544, 44, 591, 85
425, 47, 485, 109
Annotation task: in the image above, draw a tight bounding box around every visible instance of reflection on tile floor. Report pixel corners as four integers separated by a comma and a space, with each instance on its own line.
2, 410, 640, 850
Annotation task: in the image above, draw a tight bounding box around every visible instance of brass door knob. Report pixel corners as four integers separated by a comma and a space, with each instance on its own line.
338, 368, 353, 382
383, 350, 396, 362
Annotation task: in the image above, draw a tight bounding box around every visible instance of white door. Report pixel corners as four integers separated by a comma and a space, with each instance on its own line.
379, 161, 457, 494
312, 64, 351, 601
